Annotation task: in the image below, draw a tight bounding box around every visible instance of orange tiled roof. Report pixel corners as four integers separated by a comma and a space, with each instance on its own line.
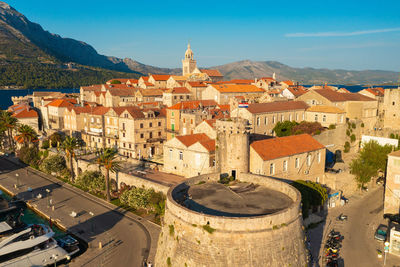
168, 100, 218, 110
364, 88, 384, 97
80, 84, 103, 91
198, 139, 215, 152
200, 69, 223, 77
13, 108, 38, 118
140, 76, 149, 82
66, 106, 92, 115
151, 74, 171, 81
218, 79, 254, 84
91, 106, 110, 116
176, 133, 211, 147
211, 84, 264, 93
47, 99, 76, 108
187, 81, 207, 87
306, 105, 345, 114
286, 86, 307, 97
108, 88, 137, 96
251, 134, 325, 161
246, 101, 308, 114
143, 82, 154, 86
282, 80, 295, 86
204, 119, 216, 128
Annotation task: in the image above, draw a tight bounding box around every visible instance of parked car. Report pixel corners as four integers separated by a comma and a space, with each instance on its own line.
374, 224, 388, 242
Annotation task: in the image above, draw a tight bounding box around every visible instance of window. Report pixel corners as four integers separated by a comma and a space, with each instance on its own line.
129, 144, 131, 149
179, 151, 183, 160
140, 123, 144, 128
312, 100, 316, 105
158, 122, 161, 126
264, 117, 268, 125
257, 117, 260, 126
158, 131, 161, 136
108, 139, 110, 144
295, 158, 299, 168
191, 119, 193, 124
149, 123, 152, 127
393, 101, 396, 106
395, 174, 400, 184
122, 123, 125, 130
289, 114, 292, 121
171, 112, 174, 117
149, 132, 153, 138
315, 114, 318, 121
307, 154, 312, 166
123, 143, 126, 148
183, 118, 186, 123
272, 116, 276, 123
122, 133, 125, 138
323, 115, 326, 122
169, 149, 173, 160
124, 114, 128, 118
270, 163, 275, 175
283, 160, 288, 172
140, 133, 144, 138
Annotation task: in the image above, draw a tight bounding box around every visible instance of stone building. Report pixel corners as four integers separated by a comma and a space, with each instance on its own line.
231, 101, 309, 135
185, 81, 208, 100
81, 106, 110, 149
148, 74, 171, 88
162, 87, 192, 107
297, 89, 378, 129
202, 84, 265, 105
41, 98, 77, 131
383, 87, 400, 130
250, 134, 326, 182
305, 105, 346, 127
182, 43, 197, 76
193, 119, 217, 139
163, 133, 216, 177
8, 103, 39, 132
384, 150, 400, 214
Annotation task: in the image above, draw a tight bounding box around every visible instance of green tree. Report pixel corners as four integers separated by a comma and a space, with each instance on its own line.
0, 111, 18, 151
110, 80, 122, 84
350, 141, 393, 188
18, 146, 39, 166
273, 121, 298, 137
94, 148, 121, 202
75, 170, 105, 194
61, 136, 79, 182
15, 124, 38, 147
49, 132, 63, 147
41, 155, 66, 174
291, 180, 328, 218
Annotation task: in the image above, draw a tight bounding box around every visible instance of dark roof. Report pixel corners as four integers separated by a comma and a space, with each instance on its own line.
315, 89, 375, 102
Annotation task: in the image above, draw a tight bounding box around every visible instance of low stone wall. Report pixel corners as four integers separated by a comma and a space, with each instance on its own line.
155, 172, 307, 267
74, 159, 169, 194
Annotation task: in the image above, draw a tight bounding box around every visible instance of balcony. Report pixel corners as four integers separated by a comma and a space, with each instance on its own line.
146, 138, 164, 143
165, 128, 175, 133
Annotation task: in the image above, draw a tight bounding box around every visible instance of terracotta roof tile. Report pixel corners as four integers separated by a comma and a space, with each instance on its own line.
315, 89, 375, 102
91, 106, 110, 116
176, 133, 210, 147
251, 134, 325, 161
200, 69, 223, 77
187, 81, 207, 87
47, 99, 76, 108
151, 74, 171, 81
246, 101, 308, 114
198, 139, 215, 152
282, 80, 295, 86
108, 88, 137, 96
165, 87, 191, 94
13, 108, 38, 118
286, 86, 307, 97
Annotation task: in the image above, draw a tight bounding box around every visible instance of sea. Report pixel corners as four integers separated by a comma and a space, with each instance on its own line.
0, 85, 398, 110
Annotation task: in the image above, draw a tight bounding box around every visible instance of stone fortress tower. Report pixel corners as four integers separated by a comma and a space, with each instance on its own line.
182, 43, 197, 76
155, 118, 308, 267
215, 118, 250, 177
383, 87, 400, 130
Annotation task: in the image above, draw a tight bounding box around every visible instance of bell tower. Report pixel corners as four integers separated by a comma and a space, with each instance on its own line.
182, 42, 197, 76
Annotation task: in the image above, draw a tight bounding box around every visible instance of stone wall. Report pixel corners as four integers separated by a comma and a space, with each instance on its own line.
74, 159, 169, 194
313, 124, 346, 151
155, 173, 307, 267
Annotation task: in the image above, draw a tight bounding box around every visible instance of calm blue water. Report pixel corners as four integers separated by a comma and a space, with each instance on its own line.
0, 88, 77, 110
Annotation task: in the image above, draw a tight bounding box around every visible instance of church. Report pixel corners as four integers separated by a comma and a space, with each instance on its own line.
181, 43, 224, 82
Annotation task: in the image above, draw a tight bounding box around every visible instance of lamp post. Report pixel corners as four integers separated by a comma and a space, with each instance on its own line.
46, 189, 51, 207
384, 241, 390, 266
15, 173, 19, 189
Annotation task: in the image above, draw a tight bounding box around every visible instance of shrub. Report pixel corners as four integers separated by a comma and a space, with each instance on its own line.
344, 141, 350, 153
350, 134, 356, 143
49, 132, 63, 147
390, 133, 395, 139
169, 225, 174, 236
351, 123, 356, 129
167, 257, 171, 266
219, 175, 234, 184
41, 154, 66, 174
328, 124, 336, 129
292, 121, 324, 136
361, 123, 364, 128
18, 146, 39, 166
314, 130, 321, 135
273, 121, 299, 137
291, 180, 328, 219
41, 140, 50, 149
119, 187, 165, 215
346, 130, 351, 136
75, 171, 105, 194
110, 80, 122, 84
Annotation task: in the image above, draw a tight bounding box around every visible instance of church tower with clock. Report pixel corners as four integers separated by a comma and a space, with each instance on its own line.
182, 43, 197, 76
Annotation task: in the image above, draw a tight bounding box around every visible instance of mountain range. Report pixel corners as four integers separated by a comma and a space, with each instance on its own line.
0, 1, 398, 87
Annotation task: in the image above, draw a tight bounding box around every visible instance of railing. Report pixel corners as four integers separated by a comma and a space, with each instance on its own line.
165, 128, 175, 133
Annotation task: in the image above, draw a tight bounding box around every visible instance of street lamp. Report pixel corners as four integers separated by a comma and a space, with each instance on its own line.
15, 173, 19, 188
384, 241, 390, 266
46, 189, 51, 207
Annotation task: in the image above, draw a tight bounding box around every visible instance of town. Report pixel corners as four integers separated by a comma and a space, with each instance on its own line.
0, 42, 399, 267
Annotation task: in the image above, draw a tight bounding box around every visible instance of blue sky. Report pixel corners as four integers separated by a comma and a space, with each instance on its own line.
5, 0, 400, 71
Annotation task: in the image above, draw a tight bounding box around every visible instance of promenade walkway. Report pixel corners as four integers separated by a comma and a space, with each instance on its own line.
0, 156, 161, 267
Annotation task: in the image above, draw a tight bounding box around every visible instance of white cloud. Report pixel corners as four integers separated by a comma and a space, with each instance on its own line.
285, 28, 400, 37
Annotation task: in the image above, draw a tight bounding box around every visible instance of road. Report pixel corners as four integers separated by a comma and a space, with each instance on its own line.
0, 156, 160, 267
312, 187, 400, 267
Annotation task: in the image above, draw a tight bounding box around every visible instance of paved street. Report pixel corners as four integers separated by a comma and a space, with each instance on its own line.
0, 156, 160, 267
309, 187, 400, 267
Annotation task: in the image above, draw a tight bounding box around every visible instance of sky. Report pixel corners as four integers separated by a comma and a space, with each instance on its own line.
5, 0, 400, 71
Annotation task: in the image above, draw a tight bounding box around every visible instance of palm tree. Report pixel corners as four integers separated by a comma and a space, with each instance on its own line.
61, 136, 79, 182
15, 124, 38, 147
94, 148, 121, 202
0, 111, 17, 151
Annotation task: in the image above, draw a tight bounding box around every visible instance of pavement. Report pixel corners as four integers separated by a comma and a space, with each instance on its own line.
308, 186, 400, 267
0, 156, 161, 267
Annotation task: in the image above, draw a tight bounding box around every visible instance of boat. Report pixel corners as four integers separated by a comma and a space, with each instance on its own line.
0, 224, 79, 266
0, 196, 25, 216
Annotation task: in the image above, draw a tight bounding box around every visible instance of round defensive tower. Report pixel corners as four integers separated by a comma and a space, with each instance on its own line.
215, 118, 249, 177
154, 173, 308, 267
